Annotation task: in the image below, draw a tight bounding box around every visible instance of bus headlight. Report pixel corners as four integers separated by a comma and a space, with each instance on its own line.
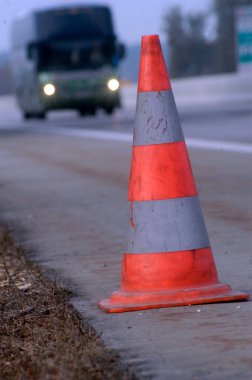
43, 83, 56, 96
107, 78, 119, 91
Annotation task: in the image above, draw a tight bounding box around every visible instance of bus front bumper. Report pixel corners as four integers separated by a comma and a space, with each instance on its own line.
40, 85, 121, 111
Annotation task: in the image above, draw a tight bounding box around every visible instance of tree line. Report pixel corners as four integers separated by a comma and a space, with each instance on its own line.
163, 0, 251, 78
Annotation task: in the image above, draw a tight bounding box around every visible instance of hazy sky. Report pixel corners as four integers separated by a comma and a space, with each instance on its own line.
1, 0, 211, 51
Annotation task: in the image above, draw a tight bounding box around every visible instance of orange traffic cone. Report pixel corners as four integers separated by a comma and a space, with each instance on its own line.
98, 35, 249, 313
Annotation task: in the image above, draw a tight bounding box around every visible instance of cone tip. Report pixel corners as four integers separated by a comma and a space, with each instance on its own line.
138, 34, 171, 93
141, 34, 160, 42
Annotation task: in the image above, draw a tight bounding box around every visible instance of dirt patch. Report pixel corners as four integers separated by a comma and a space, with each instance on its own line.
0, 227, 135, 380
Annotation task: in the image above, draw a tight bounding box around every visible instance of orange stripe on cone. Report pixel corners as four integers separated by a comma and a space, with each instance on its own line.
122, 249, 218, 291
128, 142, 197, 201
138, 35, 171, 92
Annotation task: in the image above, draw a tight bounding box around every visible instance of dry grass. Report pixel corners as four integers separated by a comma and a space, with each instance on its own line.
0, 227, 135, 380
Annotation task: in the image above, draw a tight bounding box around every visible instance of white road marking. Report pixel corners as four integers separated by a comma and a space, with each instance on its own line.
186, 138, 252, 154
54, 128, 133, 142
55, 127, 252, 155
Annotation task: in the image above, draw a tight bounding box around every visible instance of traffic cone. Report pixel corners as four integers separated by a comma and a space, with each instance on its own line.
98, 35, 249, 313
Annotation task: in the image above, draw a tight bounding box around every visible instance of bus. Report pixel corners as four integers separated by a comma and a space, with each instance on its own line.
10, 5, 125, 119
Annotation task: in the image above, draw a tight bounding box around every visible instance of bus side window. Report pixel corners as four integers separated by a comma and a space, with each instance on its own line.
27, 44, 39, 62
118, 43, 126, 60
27, 45, 34, 60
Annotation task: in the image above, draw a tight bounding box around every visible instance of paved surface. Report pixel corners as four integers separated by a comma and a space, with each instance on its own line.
0, 97, 252, 379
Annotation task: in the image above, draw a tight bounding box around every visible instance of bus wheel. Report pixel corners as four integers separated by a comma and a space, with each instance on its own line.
89, 107, 96, 116
105, 107, 114, 115
23, 112, 32, 120
78, 109, 87, 117
36, 112, 46, 119
23, 111, 46, 120
79, 108, 96, 117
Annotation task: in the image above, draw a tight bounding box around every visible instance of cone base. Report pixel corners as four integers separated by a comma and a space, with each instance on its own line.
98, 283, 249, 313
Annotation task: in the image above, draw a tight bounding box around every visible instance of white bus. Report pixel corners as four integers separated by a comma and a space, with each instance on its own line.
10, 5, 125, 119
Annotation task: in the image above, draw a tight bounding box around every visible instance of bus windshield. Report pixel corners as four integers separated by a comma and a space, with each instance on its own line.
35, 7, 114, 41
32, 39, 117, 71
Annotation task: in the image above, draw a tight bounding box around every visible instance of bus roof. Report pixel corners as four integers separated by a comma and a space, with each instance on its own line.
11, 5, 115, 48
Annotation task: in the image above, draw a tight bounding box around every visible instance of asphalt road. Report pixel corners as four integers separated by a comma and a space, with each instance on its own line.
1, 95, 252, 144
0, 97, 252, 379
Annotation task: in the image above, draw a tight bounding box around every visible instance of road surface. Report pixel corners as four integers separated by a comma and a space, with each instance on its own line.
0, 96, 251, 379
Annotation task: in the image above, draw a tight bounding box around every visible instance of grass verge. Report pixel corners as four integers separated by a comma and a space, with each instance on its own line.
0, 227, 135, 380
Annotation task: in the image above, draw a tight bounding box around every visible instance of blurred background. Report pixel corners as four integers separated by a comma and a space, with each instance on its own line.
0, 4, 251, 378
1, 0, 252, 96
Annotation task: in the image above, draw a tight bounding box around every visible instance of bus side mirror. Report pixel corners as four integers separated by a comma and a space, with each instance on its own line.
27, 44, 40, 62
27, 44, 39, 61
118, 43, 126, 60
27, 45, 33, 60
